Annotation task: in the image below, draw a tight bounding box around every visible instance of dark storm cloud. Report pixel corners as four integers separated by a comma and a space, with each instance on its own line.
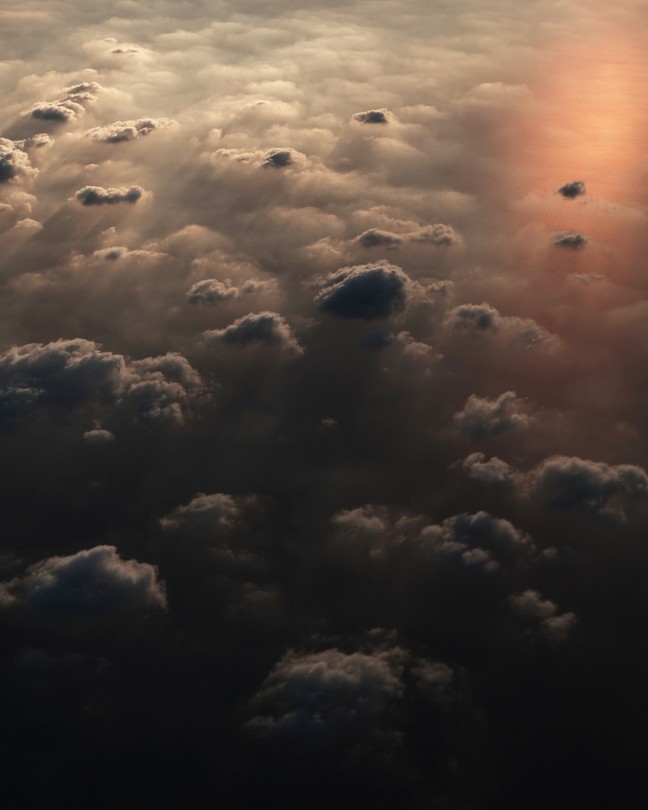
553, 231, 588, 249
557, 180, 586, 198
315, 263, 411, 319
74, 185, 145, 205
446, 302, 557, 348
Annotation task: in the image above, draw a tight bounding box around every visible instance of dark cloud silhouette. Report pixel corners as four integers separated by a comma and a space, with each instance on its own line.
0, 545, 166, 616
0, 139, 36, 182
352, 109, 393, 124
315, 263, 411, 319
558, 180, 586, 198
74, 185, 145, 205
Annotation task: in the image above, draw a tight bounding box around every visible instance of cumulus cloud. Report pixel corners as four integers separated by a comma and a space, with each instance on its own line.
0, 545, 166, 616
461, 453, 648, 522
203, 311, 303, 353
85, 118, 175, 143
352, 109, 393, 124
74, 185, 145, 205
315, 263, 411, 320
262, 148, 306, 168
446, 302, 556, 348
557, 180, 586, 199
0, 139, 36, 183
29, 82, 102, 122
553, 231, 588, 249
0, 339, 202, 426
453, 391, 530, 436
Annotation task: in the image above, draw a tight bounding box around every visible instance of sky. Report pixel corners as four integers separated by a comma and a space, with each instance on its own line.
1, 1, 648, 807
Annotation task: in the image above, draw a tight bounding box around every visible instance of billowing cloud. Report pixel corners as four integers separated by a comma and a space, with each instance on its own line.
315, 263, 411, 319
0, 139, 36, 183
74, 185, 145, 205
85, 117, 175, 143
461, 453, 648, 522
204, 311, 302, 353
453, 391, 530, 436
0, 545, 166, 616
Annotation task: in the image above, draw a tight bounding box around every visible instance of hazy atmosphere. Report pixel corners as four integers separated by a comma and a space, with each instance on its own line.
2, 1, 648, 807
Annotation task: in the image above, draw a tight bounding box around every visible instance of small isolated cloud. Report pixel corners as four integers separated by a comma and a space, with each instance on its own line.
352, 109, 393, 124
453, 391, 530, 437
74, 185, 145, 205
82, 428, 114, 444
204, 311, 302, 353
553, 231, 587, 250
85, 118, 175, 143
0, 138, 36, 183
510, 589, 576, 641
315, 262, 411, 320
557, 180, 585, 199
262, 147, 305, 169
160, 492, 254, 533
0, 545, 166, 616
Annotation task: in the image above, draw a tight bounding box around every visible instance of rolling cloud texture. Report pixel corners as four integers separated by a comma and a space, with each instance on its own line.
1, 2, 647, 808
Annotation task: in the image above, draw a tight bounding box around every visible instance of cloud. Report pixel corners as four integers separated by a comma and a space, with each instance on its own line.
352, 109, 393, 124
453, 391, 530, 436
357, 228, 403, 248
553, 231, 588, 249
262, 148, 306, 168
315, 263, 411, 320
85, 118, 175, 143
29, 82, 102, 122
82, 427, 114, 444
74, 185, 145, 205
186, 279, 240, 304
0, 139, 36, 183
446, 302, 557, 348
557, 180, 586, 199
0, 545, 166, 616
409, 223, 461, 246
461, 453, 648, 522
0, 339, 203, 426
203, 311, 303, 353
